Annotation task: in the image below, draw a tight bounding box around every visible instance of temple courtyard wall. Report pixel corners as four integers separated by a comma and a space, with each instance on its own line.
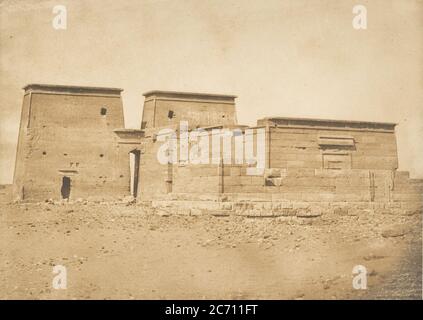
144, 168, 423, 218
122, 124, 422, 218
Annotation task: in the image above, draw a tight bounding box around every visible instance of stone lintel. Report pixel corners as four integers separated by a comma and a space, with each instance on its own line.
58, 169, 78, 176
113, 129, 145, 140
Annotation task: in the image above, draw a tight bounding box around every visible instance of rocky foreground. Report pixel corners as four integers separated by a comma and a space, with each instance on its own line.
0, 201, 421, 299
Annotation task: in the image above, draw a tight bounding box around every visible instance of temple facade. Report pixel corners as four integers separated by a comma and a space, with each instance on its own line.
11, 84, 423, 217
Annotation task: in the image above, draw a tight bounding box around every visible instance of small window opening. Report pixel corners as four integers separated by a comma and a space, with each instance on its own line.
168, 110, 174, 119
42, 151, 47, 155
100, 107, 107, 116
100, 154, 104, 158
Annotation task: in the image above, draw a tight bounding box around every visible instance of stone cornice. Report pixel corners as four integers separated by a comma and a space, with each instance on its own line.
259, 117, 397, 132
23, 84, 123, 96
143, 90, 237, 102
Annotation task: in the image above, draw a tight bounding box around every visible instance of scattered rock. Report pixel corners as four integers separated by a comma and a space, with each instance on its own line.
368, 269, 378, 277
403, 210, 422, 216
381, 225, 410, 238
294, 293, 305, 300
296, 209, 322, 218
156, 211, 170, 217
363, 253, 385, 261
122, 196, 136, 205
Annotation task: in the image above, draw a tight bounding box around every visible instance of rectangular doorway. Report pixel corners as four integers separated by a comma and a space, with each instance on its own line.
61, 176, 71, 199
129, 150, 141, 198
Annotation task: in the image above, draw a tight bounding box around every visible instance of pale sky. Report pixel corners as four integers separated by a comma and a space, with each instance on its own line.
1, 0, 422, 183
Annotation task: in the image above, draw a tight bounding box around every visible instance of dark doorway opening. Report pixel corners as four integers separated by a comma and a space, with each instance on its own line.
129, 150, 141, 198
61, 176, 71, 199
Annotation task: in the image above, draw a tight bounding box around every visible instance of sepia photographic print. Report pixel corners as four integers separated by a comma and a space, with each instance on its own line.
0, 0, 422, 307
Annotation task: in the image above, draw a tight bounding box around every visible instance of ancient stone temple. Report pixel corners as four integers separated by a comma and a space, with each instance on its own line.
12, 84, 423, 217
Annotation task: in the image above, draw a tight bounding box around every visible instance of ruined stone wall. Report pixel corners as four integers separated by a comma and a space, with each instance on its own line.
135, 124, 401, 201
220, 167, 412, 201
141, 123, 421, 215
172, 164, 221, 194
392, 171, 423, 206
146, 168, 422, 217
136, 125, 247, 199
268, 127, 398, 170
13, 85, 129, 201
137, 136, 221, 198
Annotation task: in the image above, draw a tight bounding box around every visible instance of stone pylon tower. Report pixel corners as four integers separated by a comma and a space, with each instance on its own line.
13, 84, 130, 201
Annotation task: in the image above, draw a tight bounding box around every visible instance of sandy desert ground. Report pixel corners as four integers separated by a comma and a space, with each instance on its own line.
0, 201, 421, 300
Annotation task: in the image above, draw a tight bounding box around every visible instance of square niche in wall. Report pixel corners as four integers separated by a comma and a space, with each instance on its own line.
322, 152, 351, 170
